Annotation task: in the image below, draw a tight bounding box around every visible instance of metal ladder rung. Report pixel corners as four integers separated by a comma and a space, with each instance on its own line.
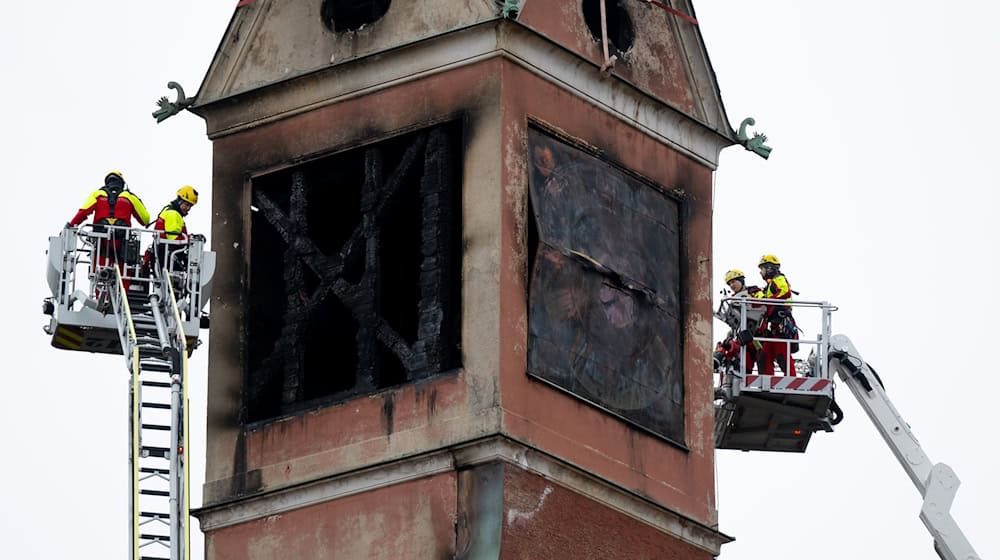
139, 533, 170, 541
141, 423, 170, 431
140, 489, 170, 497
142, 446, 171, 457
141, 381, 172, 388
140, 468, 170, 475
140, 511, 169, 519
141, 402, 171, 410
140, 362, 172, 373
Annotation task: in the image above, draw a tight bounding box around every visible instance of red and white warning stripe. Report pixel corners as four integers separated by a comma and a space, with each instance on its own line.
744, 375, 831, 392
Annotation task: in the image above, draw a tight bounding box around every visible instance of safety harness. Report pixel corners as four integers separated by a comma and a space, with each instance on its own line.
95, 186, 123, 227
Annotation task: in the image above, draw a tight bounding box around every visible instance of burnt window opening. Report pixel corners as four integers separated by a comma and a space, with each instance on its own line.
582, 0, 635, 58
526, 128, 685, 446
246, 122, 463, 424
322, 0, 391, 33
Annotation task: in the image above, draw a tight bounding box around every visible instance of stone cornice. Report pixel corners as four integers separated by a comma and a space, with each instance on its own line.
193, 21, 734, 168
194, 435, 733, 554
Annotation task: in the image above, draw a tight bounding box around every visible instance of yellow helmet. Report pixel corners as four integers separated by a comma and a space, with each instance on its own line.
724, 269, 745, 284
105, 170, 125, 184
758, 254, 780, 266
177, 185, 199, 205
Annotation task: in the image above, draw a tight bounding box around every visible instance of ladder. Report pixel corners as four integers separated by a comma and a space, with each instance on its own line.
108, 267, 190, 560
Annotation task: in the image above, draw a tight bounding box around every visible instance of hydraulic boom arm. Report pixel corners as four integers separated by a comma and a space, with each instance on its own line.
827, 335, 980, 560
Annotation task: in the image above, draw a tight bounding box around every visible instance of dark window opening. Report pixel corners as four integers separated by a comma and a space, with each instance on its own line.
245, 122, 463, 424
582, 0, 635, 57
526, 127, 684, 446
322, 0, 392, 33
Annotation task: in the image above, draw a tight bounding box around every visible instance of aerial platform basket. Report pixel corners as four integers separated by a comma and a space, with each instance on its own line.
43, 225, 215, 355
713, 295, 982, 557
714, 298, 839, 452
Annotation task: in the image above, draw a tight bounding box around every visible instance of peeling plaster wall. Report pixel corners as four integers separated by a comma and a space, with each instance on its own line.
198, 0, 499, 103
500, 465, 713, 559
498, 60, 717, 526
517, 0, 702, 121
206, 472, 457, 559
203, 61, 505, 504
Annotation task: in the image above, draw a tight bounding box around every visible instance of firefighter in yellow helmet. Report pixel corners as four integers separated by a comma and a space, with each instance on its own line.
67, 171, 151, 229
714, 269, 765, 374
719, 269, 764, 328
143, 186, 199, 274
66, 170, 151, 290
756, 254, 797, 376
154, 186, 198, 241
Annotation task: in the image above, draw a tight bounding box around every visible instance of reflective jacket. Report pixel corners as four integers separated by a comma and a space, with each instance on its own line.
758, 273, 792, 325
153, 202, 188, 241
69, 188, 151, 227
762, 273, 791, 301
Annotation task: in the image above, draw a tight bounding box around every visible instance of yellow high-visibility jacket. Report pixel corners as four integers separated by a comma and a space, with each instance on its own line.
153, 203, 187, 240
762, 274, 791, 300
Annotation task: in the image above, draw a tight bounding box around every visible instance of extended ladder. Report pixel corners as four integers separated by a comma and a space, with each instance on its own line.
108, 267, 190, 560
43, 225, 213, 560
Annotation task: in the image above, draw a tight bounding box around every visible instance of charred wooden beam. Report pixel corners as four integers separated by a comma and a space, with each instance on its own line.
245, 123, 462, 423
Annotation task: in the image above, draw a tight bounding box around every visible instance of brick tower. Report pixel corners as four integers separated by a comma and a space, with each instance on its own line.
190, 1, 735, 557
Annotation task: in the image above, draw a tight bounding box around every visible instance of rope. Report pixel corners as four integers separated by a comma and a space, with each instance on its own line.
638, 0, 699, 25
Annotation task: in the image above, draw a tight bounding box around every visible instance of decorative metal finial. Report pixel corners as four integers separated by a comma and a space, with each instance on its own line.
152, 82, 195, 124
737, 117, 772, 159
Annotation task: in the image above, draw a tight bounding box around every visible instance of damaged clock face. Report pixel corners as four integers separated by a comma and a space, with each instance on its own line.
527, 128, 685, 445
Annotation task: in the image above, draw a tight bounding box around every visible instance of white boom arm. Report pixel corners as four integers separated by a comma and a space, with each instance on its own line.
827, 334, 980, 560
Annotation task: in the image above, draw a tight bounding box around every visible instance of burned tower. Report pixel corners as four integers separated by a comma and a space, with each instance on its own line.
190, 0, 735, 557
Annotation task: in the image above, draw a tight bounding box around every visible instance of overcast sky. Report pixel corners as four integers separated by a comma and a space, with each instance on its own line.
2, 1, 996, 559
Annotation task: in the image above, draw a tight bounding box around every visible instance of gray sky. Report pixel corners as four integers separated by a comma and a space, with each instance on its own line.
3, 1, 996, 559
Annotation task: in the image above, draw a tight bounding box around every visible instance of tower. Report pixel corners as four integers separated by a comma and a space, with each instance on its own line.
190, 1, 735, 557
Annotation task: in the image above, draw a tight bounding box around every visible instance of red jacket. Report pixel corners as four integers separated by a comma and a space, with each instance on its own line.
69, 188, 151, 227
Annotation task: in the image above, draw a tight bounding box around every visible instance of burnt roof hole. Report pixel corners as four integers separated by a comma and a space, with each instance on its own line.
582, 0, 634, 57
322, 0, 391, 33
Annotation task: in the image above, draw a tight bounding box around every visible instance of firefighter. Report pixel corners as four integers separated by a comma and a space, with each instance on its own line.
67, 171, 151, 289
755, 254, 798, 376
154, 185, 198, 241
67, 171, 151, 230
718, 269, 764, 330
714, 269, 764, 374
143, 186, 199, 274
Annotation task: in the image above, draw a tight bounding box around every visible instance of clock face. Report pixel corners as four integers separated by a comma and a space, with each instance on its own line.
526, 129, 684, 445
